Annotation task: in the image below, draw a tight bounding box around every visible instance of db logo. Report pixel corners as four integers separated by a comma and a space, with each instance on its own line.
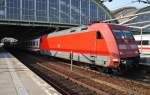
57, 44, 60, 48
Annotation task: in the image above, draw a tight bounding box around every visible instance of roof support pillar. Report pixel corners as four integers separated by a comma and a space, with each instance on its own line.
34, 0, 36, 21
4, 0, 7, 19
20, 0, 22, 20
47, 0, 49, 22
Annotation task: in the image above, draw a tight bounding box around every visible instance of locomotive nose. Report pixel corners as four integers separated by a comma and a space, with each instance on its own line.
119, 44, 139, 57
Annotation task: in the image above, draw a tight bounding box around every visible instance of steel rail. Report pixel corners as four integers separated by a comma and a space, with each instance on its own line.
37, 63, 109, 95
30, 65, 71, 95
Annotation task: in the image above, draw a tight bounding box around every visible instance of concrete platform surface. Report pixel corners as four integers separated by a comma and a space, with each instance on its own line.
0, 50, 61, 95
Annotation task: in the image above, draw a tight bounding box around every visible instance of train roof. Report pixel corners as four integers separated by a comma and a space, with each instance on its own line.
47, 23, 129, 38
47, 25, 88, 37
134, 34, 150, 41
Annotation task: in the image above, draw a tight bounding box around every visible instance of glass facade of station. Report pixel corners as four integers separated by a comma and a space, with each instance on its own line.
0, 0, 111, 25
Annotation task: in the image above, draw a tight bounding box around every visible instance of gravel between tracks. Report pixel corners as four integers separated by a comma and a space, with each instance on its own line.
41, 62, 150, 95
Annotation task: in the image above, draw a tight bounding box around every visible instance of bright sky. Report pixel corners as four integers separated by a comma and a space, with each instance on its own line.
104, 0, 150, 11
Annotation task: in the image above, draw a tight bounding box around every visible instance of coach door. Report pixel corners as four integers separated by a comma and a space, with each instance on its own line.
96, 31, 102, 55
91, 31, 102, 64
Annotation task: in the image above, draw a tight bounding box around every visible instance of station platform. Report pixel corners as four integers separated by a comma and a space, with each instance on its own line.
0, 48, 61, 95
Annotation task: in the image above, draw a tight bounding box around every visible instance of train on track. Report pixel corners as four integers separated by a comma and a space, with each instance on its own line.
16, 23, 140, 73
134, 34, 150, 55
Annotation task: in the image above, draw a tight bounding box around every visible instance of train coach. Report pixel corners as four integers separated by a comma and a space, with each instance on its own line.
19, 23, 140, 73
134, 34, 150, 55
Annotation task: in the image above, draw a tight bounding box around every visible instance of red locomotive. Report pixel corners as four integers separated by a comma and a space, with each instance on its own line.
19, 23, 140, 73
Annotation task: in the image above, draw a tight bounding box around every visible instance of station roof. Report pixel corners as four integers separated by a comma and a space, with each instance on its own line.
124, 6, 150, 33
0, 0, 113, 42
112, 6, 150, 33
112, 7, 138, 23
124, 6, 150, 27
112, 7, 137, 15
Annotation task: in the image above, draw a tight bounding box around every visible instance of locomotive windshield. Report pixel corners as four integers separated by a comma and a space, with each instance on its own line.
123, 30, 134, 40
113, 30, 124, 39
113, 30, 134, 40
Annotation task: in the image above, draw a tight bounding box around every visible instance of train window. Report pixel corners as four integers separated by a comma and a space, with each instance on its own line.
36, 42, 38, 46
96, 32, 102, 39
137, 41, 149, 45
142, 41, 149, 45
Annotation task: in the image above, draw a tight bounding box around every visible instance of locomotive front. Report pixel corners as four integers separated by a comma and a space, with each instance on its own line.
109, 24, 140, 70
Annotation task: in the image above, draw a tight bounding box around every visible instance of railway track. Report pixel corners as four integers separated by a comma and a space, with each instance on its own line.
35, 62, 150, 95
31, 64, 96, 95
9, 50, 150, 95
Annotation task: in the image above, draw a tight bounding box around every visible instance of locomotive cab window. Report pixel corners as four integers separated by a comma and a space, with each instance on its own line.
96, 31, 102, 39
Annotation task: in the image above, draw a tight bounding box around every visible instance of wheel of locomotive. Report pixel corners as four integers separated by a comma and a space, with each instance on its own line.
96, 66, 113, 74
89, 64, 97, 70
133, 59, 140, 70
117, 63, 130, 75
107, 68, 113, 74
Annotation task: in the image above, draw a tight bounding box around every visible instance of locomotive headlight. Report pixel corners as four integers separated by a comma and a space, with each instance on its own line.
112, 58, 119, 61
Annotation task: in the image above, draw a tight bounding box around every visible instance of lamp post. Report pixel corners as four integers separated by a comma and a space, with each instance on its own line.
140, 28, 143, 53
70, 51, 73, 71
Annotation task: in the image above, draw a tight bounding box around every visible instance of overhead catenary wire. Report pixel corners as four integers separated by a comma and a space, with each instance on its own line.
102, 10, 150, 23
